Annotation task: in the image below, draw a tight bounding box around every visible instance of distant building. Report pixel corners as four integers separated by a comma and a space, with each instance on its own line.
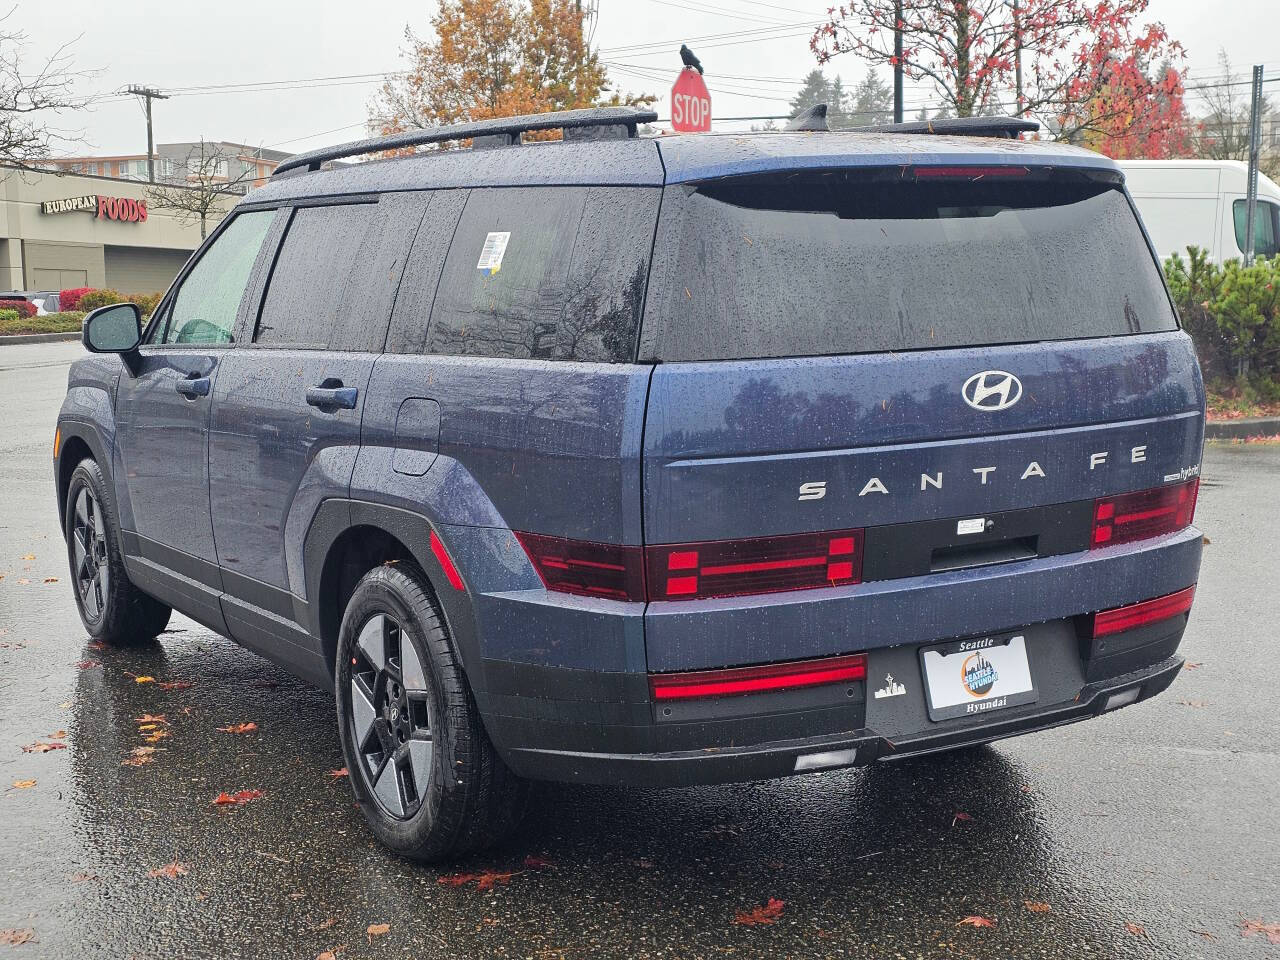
45, 141, 291, 194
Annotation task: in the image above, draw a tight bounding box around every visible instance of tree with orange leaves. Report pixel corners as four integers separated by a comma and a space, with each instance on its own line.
371, 0, 651, 138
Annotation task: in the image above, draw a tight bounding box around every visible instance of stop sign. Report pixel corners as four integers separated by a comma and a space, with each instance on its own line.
671, 68, 712, 133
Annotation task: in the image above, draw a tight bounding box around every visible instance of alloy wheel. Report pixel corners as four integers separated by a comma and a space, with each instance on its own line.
348, 613, 435, 819
71, 487, 110, 621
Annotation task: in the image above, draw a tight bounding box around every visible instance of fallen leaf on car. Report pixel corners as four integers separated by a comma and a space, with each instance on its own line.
958, 916, 997, 928
146, 862, 190, 879
1242, 919, 1280, 944
0, 928, 35, 945
367, 923, 390, 942
11, 779, 36, 789
159, 680, 194, 691
327, 767, 348, 779
1023, 901, 1051, 913
216, 722, 258, 734
213, 789, 263, 806
734, 898, 785, 926
1124, 922, 1147, 937
522, 855, 554, 870
20, 741, 66, 753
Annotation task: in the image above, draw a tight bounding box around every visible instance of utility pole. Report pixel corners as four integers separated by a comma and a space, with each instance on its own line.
1243, 64, 1264, 266
127, 85, 169, 183
893, 0, 904, 123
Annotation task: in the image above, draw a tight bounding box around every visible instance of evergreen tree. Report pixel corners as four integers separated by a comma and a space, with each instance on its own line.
829, 75, 849, 127
849, 70, 893, 126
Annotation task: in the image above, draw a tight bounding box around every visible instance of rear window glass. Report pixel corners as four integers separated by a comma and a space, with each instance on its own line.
1233, 198, 1279, 258
255, 195, 430, 351
642, 169, 1177, 361
420, 186, 659, 363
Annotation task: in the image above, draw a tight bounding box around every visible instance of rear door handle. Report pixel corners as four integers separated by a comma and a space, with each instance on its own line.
306, 384, 358, 410
175, 376, 211, 399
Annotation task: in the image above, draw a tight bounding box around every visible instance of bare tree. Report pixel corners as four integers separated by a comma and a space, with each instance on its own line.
144, 140, 256, 239
1195, 51, 1271, 158
0, 13, 85, 167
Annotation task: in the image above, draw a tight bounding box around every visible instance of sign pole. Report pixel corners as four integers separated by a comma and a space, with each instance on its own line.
1243, 64, 1264, 266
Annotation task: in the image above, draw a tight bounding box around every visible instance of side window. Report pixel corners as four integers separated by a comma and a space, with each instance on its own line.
1233, 199, 1279, 258
162, 210, 274, 345
420, 186, 659, 362
386, 190, 469, 354
254, 194, 430, 351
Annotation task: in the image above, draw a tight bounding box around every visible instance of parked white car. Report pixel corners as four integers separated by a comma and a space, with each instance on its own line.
1119, 159, 1280, 265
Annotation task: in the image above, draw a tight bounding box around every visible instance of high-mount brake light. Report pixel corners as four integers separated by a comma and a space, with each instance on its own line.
650, 653, 868, 701
1088, 585, 1196, 638
513, 532, 646, 602
913, 165, 1029, 179
645, 528, 864, 601
1091, 478, 1199, 548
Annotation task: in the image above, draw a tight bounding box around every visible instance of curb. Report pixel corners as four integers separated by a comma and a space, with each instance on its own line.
0, 331, 82, 346
1205, 416, 1280, 440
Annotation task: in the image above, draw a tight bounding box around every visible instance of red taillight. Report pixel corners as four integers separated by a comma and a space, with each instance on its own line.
650, 653, 867, 701
1088, 585, 1196, 638
1091, 478, 1199, 548
913, 165, 1029, 179
513, 532, 645, 602
645, 528, 864, 601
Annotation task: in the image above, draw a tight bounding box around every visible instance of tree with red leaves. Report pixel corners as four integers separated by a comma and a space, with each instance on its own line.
1077, 57, 1193, 159
811, 0, 1185, 153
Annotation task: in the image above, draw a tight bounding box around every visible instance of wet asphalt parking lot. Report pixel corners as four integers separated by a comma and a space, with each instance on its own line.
1, 340, 1278, 959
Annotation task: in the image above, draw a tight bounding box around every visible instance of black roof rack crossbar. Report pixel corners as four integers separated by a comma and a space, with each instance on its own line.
273, 106, 659, 176
858, 116, 1040, 138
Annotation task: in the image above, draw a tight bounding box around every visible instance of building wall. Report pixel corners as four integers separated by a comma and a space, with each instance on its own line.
0, 166, 233, 292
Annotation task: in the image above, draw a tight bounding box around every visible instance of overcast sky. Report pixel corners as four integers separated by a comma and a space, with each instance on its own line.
15, 0, 1280, 157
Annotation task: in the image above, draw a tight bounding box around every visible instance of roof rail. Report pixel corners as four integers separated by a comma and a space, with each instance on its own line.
859, 116, 1040, 139
273, 106, 659, 176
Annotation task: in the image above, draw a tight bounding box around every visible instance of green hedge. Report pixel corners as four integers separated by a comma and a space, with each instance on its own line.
76, 289, 163, 317
0, 311, 85, 335
1164, 248, 1280, 400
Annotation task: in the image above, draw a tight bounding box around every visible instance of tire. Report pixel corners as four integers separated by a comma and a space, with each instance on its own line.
335, 564, 529, 862
63, 458, 171, 646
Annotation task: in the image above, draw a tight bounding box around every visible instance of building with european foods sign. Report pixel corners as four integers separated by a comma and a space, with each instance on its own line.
2, 166, 230, 292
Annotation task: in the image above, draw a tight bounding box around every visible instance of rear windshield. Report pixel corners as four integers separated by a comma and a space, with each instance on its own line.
641, 168, 1176, 361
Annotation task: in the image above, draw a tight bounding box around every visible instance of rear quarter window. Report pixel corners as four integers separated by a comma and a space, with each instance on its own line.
641, 168, 1178, 361
416, 186, 659, 363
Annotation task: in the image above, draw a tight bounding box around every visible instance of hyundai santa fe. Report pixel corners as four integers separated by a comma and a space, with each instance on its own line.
54, 106, 1205, 861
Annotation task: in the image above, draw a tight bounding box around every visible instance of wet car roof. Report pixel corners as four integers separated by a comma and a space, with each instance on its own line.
247, 130, 1118, 203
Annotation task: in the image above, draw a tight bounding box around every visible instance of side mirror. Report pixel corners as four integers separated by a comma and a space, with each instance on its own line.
82, 303, 142, 354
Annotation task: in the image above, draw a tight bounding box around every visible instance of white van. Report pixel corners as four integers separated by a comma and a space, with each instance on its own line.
1119, 159, 1280, 264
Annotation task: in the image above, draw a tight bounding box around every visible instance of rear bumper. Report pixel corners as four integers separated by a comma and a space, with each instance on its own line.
494, 652, 1183, 787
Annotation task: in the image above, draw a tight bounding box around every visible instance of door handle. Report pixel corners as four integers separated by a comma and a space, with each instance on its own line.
175, 376, 211, 399
306, 384, 358, 410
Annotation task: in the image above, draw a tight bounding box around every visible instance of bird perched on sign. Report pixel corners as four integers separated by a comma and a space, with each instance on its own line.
679, 44, 703, 75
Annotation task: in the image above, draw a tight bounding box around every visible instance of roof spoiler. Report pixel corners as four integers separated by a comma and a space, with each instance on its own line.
780, 104, 1040, 139
273, 106, 659, 177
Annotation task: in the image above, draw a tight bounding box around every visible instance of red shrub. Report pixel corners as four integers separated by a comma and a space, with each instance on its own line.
0, 299, 36, 318
60, 287, 94, 311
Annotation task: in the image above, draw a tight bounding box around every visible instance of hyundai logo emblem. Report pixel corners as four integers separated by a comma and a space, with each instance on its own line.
962, 370, 1023, 412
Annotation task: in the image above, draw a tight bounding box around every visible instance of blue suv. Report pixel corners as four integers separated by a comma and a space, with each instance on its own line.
55, 107, 1205, 861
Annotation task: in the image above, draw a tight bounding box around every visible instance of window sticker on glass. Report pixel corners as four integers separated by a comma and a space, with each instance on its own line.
476, 231, 511, 276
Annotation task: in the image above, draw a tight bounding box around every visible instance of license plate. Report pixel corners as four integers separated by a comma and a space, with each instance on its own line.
919, 634, 1038, 721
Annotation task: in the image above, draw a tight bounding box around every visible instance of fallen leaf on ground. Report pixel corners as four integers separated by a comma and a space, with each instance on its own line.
134, 714, 168, 724
437, 870, 517, 891
47, 730, 66, 739
1242, 919, 1280, 944
316, 952, 338, 960
159, 680, 194, 691
1124, 922, 1148, 937
0, 929, 35, 945
20, 741, 66, 754
366, 923, 390, 942
216, 722, 258, 734
1190, 928, 1215, 940
1178, 699, 1208, 708
144, 730, 170, 744
146, 862, 190, 879
132, 675, 156, 684
74, 660, 100, 670
1183, 662, 1203, 670
213, 789, 263, 806
43, 577, 58, 583
734, 898, 785, 926
958, 916, 997, 928
523, 855, 554, 870
11, 779, 36, 789
327, 767, 348, 779
16, 579, 30, 585
1024, 901, 1051, 913
87, 641, 106, 652
313, 918, 337, 931
952, 811, 973, 826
